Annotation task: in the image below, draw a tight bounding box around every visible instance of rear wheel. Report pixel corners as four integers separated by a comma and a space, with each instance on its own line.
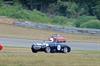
45, 47, 51, 53
31, 48, 37, 53
31, 45, 37, 53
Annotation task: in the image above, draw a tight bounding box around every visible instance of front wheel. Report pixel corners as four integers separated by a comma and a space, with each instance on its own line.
63, 47, 71, 53
45, 47, 51, 53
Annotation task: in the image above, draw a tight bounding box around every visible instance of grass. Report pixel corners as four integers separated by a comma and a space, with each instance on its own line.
0, 6, 74, 27
0, 6, 52, 24
0, 47, 100, 66
0, 24, 100, 43
0, 6, 100, 29
75, 50, 100, 54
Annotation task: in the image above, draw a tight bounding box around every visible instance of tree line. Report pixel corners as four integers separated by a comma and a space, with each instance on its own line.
0, 0, 100, 19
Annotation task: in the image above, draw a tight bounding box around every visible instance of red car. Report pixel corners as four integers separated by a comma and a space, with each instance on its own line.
49, 34, 66, 43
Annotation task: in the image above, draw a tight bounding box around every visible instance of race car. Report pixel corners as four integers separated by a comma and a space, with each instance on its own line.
31, 34, 71, 53
31, 41, 71, 53
49, 34, 66, 42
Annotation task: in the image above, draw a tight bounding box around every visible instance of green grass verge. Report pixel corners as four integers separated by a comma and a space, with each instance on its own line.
1, 5, 100, 29
0, 6, 74, 27
0, 5, 100, 29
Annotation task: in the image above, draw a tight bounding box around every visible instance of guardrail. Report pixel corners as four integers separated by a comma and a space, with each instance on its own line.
14, 21, 100, 35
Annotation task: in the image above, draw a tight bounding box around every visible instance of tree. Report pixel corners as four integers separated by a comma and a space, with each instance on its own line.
94, 1, 100, 19
0, 0, 4, 6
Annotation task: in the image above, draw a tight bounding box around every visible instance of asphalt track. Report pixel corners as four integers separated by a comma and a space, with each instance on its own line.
0, 37, 100, 51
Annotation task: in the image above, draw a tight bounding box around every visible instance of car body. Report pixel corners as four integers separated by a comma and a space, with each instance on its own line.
31, 41, 71, 53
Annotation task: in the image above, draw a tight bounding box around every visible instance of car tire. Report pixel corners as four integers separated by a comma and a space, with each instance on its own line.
31, 45, 37, 53
67, 46, 71, 52
63, 47, 68, 53
63, 47, 71, 53
45, 47, 51, 53
31, 48, 37, 53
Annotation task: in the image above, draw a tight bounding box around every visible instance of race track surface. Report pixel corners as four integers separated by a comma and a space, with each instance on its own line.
0, 37, 100, 51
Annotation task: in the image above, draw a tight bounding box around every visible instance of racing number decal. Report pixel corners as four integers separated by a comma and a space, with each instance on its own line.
57, 45, 61, 50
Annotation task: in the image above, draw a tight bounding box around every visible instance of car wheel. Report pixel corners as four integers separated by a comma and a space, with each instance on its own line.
63, 47, 68, 53
31, 46, 37, 53
67, 46, 71, 52
63, 47, 71, 53
31, 48, 37, 53
45, 47, 51, 53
